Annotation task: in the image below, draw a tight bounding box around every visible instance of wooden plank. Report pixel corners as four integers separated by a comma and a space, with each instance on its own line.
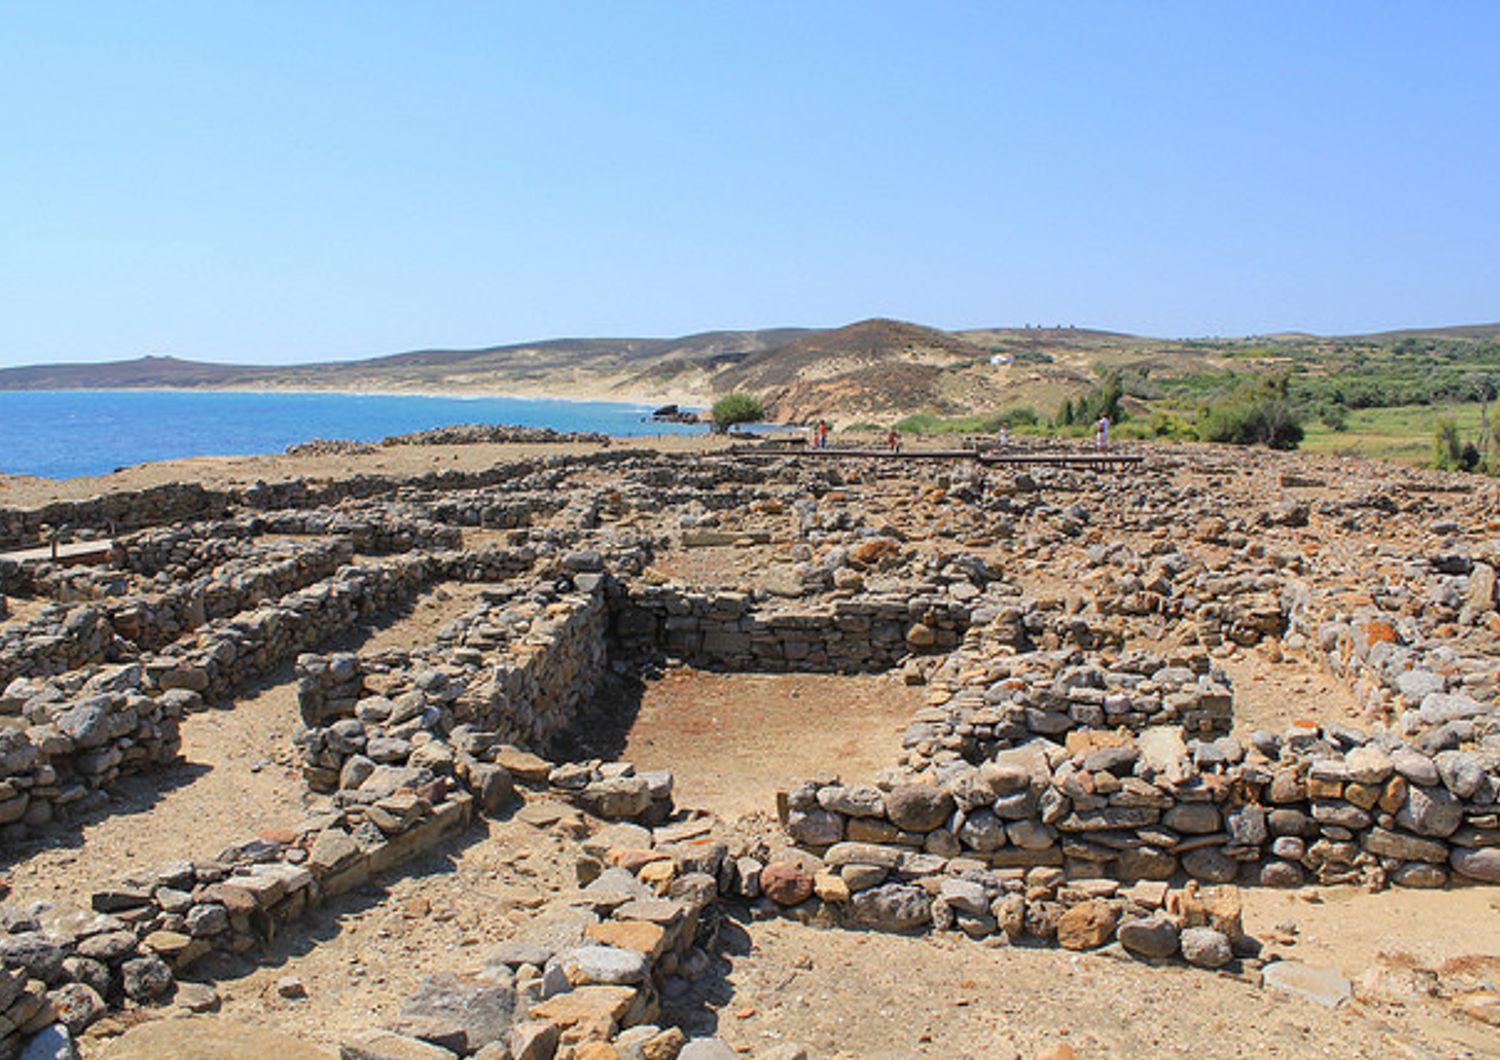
978, 452, 1143, 467
0, 539, 118, 566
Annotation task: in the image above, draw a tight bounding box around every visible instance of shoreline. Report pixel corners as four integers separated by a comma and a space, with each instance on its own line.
0, 382, 709, 411
0, 386, 728, 490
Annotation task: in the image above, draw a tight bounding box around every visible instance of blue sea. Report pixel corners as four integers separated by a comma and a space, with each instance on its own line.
0, 390, 707, 480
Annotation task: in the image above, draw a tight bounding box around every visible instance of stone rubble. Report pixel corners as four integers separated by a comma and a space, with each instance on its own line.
0, 438, 1496, 1057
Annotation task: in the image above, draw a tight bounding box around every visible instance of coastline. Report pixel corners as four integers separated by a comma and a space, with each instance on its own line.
0, 380, 709, 410
0, 386, 726, 490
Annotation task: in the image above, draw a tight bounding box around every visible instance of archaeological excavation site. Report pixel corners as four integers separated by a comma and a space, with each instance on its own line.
0, 434, 1498, 1059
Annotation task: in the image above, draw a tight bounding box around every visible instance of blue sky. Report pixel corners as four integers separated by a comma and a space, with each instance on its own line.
2, 2, 1498, 367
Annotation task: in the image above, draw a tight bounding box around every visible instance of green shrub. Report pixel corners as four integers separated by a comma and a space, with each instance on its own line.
891, 407, 1044, 435
1319, 403, 1350, 432
1197, 397, 1304, 449
710, 392, 766, 431
1058, 373, 1128, 429
1432, 417, 1481, 470
1147, 410, 1195, 439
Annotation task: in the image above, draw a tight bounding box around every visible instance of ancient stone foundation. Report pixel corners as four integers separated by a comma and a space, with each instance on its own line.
0, 444, 1496, 1057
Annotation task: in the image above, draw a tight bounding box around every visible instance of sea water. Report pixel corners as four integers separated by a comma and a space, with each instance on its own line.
0, 390, 707, 479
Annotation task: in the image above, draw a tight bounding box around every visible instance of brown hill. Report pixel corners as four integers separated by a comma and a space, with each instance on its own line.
0, 330, 818, 403
243, 328, 820, 403
0, 355, 275, 390
4, 318, 1495, 427
709, 319, 997, 421
1351, 321, 1500, 342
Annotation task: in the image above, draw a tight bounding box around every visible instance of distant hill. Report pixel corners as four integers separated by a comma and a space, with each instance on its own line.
2, 318, 1496, 425
709, 319, 993, 421
0, 329, 818, 404
1350, 322, 1500, 342
0, 355, 274, 390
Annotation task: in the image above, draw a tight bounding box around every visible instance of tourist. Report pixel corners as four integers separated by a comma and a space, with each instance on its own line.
886, 427, 901, 452
1095, 413, 1110, 450
997, 422, 1010, 447
816, 420, 829, 449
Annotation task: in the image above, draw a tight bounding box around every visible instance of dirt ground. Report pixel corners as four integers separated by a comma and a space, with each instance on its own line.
0, 434, 734, 510
689, 915, 1394, 1058
621, 669, 923, 820
1218, 646, 1363, 735
5, 443, 1500, 1058
2, 581, 492, 910
172, 811, 582, 1052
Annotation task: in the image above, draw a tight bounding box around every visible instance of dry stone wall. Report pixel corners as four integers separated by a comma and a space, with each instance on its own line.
0, 538, 356, 688
0, 548, 540, 844
762, 586, 1500, 964
1285, 584, 1499, 728
295, 581, 615, 795
614, 587, 977, 673
0, 449, 652, 549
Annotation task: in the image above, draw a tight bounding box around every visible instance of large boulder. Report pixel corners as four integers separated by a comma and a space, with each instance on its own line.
1118, 915, 1180, 959
1396, 784, 1464, 838
883, 785, 954, 833
1055, 900, 1118, 950
1180, 927, 1232, 969
1451, 847, 1500, 883
397, 973, 517, 1054
849, 884, 932, 932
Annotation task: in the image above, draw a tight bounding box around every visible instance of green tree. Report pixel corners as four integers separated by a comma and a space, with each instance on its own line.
710, 392, 766, 432
1198, 395, 1304, 449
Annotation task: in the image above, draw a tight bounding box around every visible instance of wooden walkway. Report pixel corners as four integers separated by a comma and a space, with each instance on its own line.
0, 539, 118, 567
728, 444, 1143, 469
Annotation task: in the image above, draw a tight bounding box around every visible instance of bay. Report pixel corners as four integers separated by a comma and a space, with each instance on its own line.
0, 389, 705, 480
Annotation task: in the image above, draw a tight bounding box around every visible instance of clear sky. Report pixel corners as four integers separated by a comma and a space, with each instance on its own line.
3, 2, 1498, 367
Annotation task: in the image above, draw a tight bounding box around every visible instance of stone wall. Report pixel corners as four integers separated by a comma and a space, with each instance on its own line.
0, 664, 186, 839
0, 560, 33, 599
295, 581, 616, 796
113, 522, 256, 580
613, 586, 977, 673
0, 548, 540, 844
1285, 584, 1499, 725
0, 786, 476, 1060
0, 449, 652, 549
0, 538, 356, 689
770, 716, 1499, 961
0, 483, 229, 552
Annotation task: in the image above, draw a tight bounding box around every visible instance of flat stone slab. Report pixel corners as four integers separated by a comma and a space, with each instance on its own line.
1261, 961, 1352, 1008
514, 800, 581, 829
98, 1018, 335, 1059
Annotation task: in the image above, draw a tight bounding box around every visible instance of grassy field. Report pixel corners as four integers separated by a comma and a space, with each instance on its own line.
879, 400, 1493, 470
1300, 402, 1489, 463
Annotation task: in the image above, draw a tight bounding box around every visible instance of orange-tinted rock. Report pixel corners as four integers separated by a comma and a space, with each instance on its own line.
760, 862, 814, 906
1055, 900, 1119, 950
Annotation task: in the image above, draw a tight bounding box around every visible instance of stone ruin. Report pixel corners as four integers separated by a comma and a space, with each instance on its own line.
0, 440, 1496, 1058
